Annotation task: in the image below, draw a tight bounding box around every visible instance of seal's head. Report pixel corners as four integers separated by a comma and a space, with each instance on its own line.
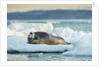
28, 32, 35, 39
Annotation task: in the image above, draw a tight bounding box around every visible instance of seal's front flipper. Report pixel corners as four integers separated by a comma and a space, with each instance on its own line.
27, 42, 29, 44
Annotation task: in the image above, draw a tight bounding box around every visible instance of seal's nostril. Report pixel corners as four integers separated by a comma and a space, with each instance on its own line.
30, 32, 32, 34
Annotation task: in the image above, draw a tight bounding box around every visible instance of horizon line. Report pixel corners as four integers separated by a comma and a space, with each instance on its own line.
7, 9, 92, 13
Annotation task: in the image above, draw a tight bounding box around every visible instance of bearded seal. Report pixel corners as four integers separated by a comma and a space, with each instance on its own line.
27, 32, 71, 45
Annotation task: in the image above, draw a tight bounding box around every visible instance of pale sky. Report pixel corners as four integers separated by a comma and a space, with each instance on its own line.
7, 4, 92, 12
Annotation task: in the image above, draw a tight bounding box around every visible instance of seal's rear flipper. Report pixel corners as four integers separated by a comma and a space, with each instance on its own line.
65, 42, 71, 45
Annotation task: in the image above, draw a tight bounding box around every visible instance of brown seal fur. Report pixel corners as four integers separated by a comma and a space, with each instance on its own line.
28, 32, 71, 45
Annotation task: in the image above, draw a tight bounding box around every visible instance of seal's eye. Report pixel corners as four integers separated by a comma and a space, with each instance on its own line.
30, 32, 32, 34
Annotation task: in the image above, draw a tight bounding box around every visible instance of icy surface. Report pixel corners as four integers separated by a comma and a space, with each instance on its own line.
7, 36, 73, 53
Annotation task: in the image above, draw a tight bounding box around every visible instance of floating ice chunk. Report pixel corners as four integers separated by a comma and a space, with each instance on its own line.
7, 36, 73, 53
40, 23, 53, 34
62, 33, 92, 56
62, 27, 74, 36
